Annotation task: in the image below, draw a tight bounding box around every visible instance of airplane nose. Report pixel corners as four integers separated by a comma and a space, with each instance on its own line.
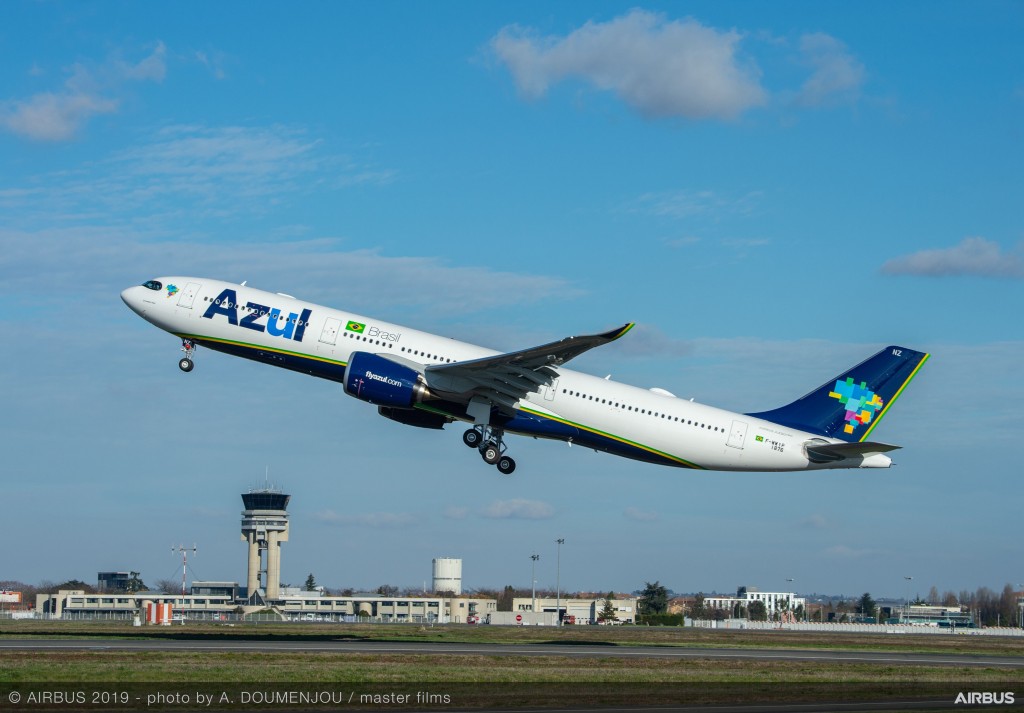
121, 286, 145, 316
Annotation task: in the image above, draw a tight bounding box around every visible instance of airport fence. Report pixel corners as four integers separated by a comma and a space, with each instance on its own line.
0, 611, 441, 625
688, 618, 1024, 637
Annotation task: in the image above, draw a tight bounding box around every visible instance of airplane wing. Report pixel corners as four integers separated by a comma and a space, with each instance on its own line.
424, 323, 634, 413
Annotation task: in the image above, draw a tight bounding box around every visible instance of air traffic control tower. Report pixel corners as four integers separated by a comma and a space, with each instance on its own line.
240, 488, 290, 603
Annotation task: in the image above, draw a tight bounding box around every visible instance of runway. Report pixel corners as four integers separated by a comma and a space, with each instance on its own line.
2, 637, 1022, 668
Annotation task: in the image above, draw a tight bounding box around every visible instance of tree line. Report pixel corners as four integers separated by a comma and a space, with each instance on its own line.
633, 581, 1022, 627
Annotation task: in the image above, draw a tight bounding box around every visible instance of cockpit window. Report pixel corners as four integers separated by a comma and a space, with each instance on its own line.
142, 280, 162, 291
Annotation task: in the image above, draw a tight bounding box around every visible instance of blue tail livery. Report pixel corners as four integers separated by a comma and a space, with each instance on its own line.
747, 346, 929, 443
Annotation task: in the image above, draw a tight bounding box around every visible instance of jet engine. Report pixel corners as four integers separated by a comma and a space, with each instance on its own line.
343, 352, 432, 408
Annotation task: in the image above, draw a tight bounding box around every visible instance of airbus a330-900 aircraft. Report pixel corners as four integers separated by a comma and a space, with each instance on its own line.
122, 277, 928, 475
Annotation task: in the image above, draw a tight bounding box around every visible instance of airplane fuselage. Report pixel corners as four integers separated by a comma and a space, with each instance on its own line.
122, 277, 904, 472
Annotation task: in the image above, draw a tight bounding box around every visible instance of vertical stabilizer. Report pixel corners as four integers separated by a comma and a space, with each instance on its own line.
747, 346, 929, 442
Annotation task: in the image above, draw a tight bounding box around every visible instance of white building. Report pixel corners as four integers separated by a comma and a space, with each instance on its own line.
35, 588, 496, 624
703, 587, 805, 618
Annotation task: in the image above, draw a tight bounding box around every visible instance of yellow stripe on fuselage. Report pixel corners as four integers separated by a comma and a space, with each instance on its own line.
518, 405, 704, 469
179, 330, 700, 468
176, 332, 348, 367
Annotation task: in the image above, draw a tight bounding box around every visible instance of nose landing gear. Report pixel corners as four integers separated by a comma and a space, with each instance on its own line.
178, 339, 197, 372
462, 426, 516, 475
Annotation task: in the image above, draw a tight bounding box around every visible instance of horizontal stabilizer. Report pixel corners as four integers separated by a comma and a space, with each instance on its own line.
805, 440, 900, 463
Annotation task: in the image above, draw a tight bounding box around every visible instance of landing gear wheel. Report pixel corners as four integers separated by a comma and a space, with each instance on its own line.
496, 456, 516, 475
462, 428, 483, 448
481, 443, 501, 465
179, 338, 197, 372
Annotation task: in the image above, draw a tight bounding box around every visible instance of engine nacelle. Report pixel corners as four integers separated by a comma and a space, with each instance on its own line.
378, 406, 451, 430
343, 352, 431, 408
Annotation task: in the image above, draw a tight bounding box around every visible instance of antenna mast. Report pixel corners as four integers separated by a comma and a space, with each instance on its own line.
172, 544, 198, 596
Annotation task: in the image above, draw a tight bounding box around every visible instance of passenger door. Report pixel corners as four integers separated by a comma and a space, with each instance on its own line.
726, 420, 748, 449
319, 318, 341, 345
176, 282, 202, 309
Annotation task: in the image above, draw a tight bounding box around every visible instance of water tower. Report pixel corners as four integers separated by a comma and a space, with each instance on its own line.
240, 488, 290, 602
432, 557, 462, 595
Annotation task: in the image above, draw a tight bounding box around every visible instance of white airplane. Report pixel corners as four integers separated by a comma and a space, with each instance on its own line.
122, 277, 929, 475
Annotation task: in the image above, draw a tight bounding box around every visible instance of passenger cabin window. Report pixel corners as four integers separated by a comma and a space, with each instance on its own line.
142, 280, 162, 291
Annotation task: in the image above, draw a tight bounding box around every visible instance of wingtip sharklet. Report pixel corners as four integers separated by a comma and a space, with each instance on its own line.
607, 322, 635, 341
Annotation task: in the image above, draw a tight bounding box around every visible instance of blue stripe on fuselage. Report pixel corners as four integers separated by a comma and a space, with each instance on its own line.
181, 334, 349, 382
183, 334, 694, 469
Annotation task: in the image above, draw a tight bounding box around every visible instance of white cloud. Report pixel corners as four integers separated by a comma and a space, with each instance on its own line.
482, 499, 554, 520
796, 33, 865, 107
491, 10, 766, 120
604, 324, 694, 359
825, 544, 871, 558
118, 41, 167, 82
664, 236, 702, 248
0, 122, 575, 316
195, 50, 228, 80
1, 90, 118, 141
624, 506, 658, 522
627, 189, 762, 219
443, 506, 469, 520
106, 124, 327, 202
313, 510, 418, 528
801, 514, 828, 529
0, 124, 394, 222
1, 43, 167, 141
0, 229, 579, 318
881, 237, 1024, 279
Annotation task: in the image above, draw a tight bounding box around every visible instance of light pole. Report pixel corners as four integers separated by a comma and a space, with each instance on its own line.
530, 554, 540, 614
786, 578, 801, 622
556, 539, 564, 626
1018, 584, 1024, 629
903, 576, 913, 624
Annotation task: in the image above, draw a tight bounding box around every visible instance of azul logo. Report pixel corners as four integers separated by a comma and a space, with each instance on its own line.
166, 284, 179, 299
829, 377, 884, 436
202, 288, 312, 343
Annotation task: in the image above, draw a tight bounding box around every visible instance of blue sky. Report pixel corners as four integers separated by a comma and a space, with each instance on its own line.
1, 1, 1021, 601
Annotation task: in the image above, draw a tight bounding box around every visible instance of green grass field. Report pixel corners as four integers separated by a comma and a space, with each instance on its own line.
2, 621, 1021, 710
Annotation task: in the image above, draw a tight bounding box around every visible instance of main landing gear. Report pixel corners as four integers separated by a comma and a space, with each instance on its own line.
463, 426, 516, 475
178, 339, 197, 372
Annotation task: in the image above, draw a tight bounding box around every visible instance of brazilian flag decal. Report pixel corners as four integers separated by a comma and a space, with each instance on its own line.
346, 321, 366, 334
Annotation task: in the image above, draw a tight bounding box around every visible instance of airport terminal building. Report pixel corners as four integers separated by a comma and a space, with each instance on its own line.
36, 585, 497, 624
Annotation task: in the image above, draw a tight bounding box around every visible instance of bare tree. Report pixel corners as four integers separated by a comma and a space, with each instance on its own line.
153, 579, 181, 594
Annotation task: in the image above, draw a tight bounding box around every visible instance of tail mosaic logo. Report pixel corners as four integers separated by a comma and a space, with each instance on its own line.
829, 377, 884, 435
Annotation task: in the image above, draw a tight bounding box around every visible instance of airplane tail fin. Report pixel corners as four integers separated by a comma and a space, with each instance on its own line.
747, 346, 929, 443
